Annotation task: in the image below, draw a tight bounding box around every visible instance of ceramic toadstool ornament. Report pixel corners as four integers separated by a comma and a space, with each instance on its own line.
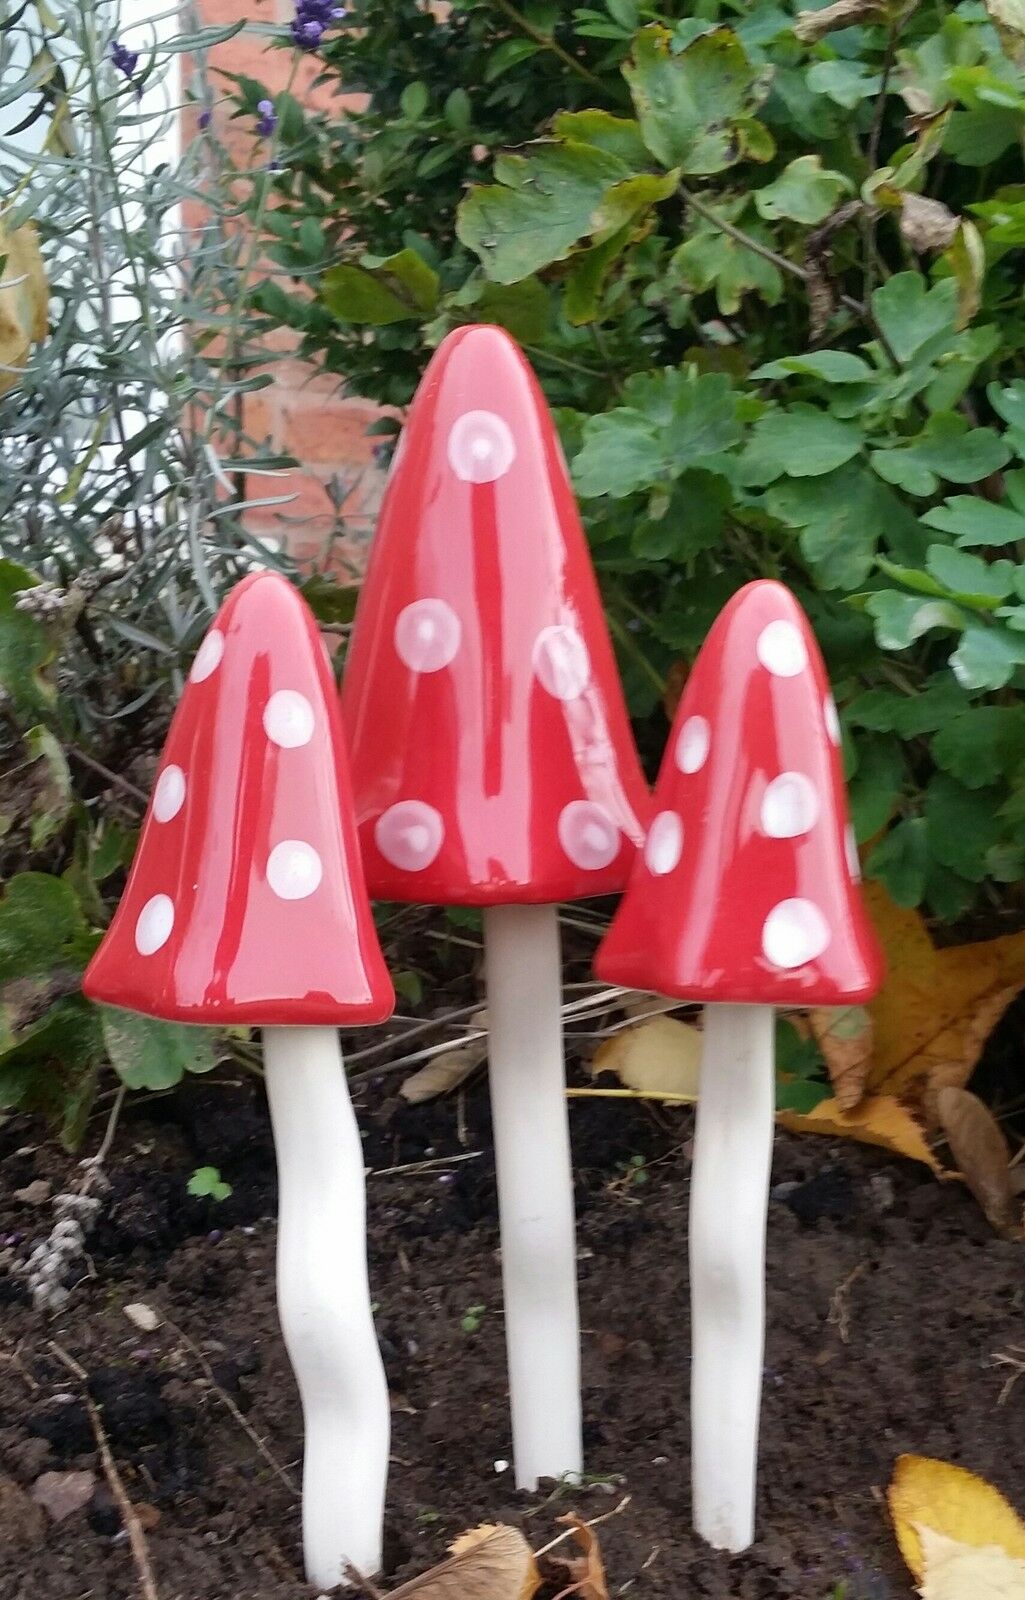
83, 570, 395, 1590
341, 323, 649, 1489
596, 579, 883, 1554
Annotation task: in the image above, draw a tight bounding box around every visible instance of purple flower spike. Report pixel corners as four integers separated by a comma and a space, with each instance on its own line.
198, 108, 212, 130
290, 0, 346, 50
110, 40, 139, 78
256, 98, 277, 137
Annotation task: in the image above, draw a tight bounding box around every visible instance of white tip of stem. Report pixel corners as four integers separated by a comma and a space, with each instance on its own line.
689, 1004, 775, 1554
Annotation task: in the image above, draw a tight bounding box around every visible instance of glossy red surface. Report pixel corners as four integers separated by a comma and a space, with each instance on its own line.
596, 581, 885, 1005
83, 572, 395, 1026
341, 324, 650, 905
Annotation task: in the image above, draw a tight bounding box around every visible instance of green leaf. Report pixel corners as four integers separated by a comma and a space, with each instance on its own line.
871, 273, 958, 365
632, 471, 732, 559
187, 1164, 232, 1201
591, 170, 679, 242
924, 774, 1001, 880
321, 265, 419, 325
923, 496, 1025, 548
806, 58, 882, 108
474, 278, 550, 342
866, 818, 930, 907
767, 465, 895, 587
457, 141, 628, 284
847, 736, 905, 840
864, 592, 964, 650
742, 405, 862, 482
754, 155, 851, 224
931, 708, 1025, 788
0, 560, 56, 715
845, 679, 970, 736
0, 873, 98, 985
573, 369, 742, 497
572, 410, 664, 498
300, 573, 360, 627
752, 350, 874, 384
551, 110, 650, 167
100, 1008, 216, 1091
988, 378, 1025, 451
23, 725, 72, 848
400, 80, 429, 119
0, 995, 102, 1150
924, 544, 1014, 605
623, 24, 772, 176
357, 246, 440, 312
949, 620, 1025, 690
870, 413, 1010, 497
671, 221, 783, 314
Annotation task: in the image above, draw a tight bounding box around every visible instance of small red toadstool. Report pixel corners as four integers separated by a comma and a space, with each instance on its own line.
84, 570, 394, 1588
341, 323, 650, 1488
596, 579, 883, 1552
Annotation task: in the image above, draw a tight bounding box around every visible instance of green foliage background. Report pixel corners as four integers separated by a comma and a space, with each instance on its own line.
236, 0, 1025, 923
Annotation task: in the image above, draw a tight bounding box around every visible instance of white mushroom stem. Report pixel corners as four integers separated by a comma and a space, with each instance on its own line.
482, 903, 583, 1490
263, 1026, 389, 1589
689, 1003, 776, 1554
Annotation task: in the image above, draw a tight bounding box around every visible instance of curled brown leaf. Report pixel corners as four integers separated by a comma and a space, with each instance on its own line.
936, 1086, 1022, 1239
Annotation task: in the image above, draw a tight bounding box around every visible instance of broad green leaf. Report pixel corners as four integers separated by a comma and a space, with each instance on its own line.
358, 247, 439, 313
754, 155, 851, 224
564, 227, 632, 324
573, 369, 741, 497
847, 736, 905, 840
623, 24, 772, 176
475, 278, 550, 342
932, 708, 1025, 788
321, 265, 420, 325
552, 109, 650, 167
632, 471, 732, 558
870, 414, 1010, 497
0, 995, 102, 1150
924, 544, 1014, 605
845, 679, 970, 736
0, 559, 56, 715
742, 405, 862, 482
866, 818, 930, 907
767, 465, 897, 588
806, 58, 882, 108
924, 774, 1001, 879
871, 273, 958, 365
591, 170, 679, 242
752, 350, 875, 383
100, 1008, 217, 1091
572, 410, 664, 498
988, 378, 1025, 451
865, 592, 964, 650
950, 620, 1025, 690
0, 873, 98, 985
923, 496, 1025, 548
671, 221, 783, 314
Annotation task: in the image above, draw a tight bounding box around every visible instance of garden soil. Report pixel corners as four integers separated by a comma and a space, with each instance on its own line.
0, 1064, 1022, 1600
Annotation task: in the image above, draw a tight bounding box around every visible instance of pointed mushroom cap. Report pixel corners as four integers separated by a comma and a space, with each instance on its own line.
596, 581, 884, 1005
341, 324, 650, 905
83, 572, 395, 1026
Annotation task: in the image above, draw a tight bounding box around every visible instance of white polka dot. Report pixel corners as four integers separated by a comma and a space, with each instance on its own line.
190, 629, 225, 683
375, 801, 444, 872
824, 695, 842, 746
267, 840, 323, 900
152, 765, 186, 823
533, 625, 591, 701
675, 715, 710, 775
645, 811, 683, 876
756, 620, 808, 678
263, 690, 315, 749
846, 824, 861, 881
447, 410, 516, 483
762, 898, 830, 970
760, 772, 820, 839
135, 894, 174, 956
394, 600, 461, 673
558, 801, 620, 871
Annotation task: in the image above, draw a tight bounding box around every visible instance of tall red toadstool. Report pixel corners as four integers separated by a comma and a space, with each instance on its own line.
341, 323, 649, 1488
84, 571, 395, 1588
596, 580, 883, 1552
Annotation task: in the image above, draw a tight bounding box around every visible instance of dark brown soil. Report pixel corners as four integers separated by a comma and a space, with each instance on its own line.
0, 1067, 1022, 1600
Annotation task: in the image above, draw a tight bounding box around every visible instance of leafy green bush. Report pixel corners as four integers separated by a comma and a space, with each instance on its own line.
237, 0, 1025, 921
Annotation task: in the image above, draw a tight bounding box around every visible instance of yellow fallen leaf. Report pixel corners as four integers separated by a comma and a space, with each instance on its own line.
385, 1523, 540, 1599
0, 220, 47, 396
864, 882, 1025, 1112
400, 1041, 487, 1105
541, 1514, 610, 1600
918, 1525, 1025, 1600
889, 1455, 1025, 1584
779, 1094, 943, 1172
809, 1005, 873, 1110
936, 1087, 1022, 1238
591, 1014, 700, 1101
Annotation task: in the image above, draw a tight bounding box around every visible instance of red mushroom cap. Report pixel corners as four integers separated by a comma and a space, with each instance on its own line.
340, 324, 650, 906
83, 572, 395, 1026
595, 581, 884, 1006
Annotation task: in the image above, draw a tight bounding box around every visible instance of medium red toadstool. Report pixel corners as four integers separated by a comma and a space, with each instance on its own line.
84, 570, 395, 1588
596, 579, 883, 1552
341, 323, 649, 1487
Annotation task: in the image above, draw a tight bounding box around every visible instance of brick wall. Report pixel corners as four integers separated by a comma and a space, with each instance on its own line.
197, 0, 385, 574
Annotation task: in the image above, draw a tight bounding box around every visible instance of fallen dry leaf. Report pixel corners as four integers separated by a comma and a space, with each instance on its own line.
794, 0, 884, 41
384, 1523, 540, 1599
918, 1526, 1025, 1599
543, 1514, 610, 1600
889, 1454, 1025, 1584
591, 1015, 700, 1101
29, 1470, 95, 1524
809, 1006, 873, 1110
400, 1042, 487, 1105
863, 882, 1025, 1113
779, 1094, 942, 1172
936, 1087, 1021, 1238
900, 194, 959, 253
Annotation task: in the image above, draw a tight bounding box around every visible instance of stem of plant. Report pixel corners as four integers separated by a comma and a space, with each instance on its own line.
482, 903, 583, 1489
689, 1003, 775, 1553
262, 1026, 389, 1588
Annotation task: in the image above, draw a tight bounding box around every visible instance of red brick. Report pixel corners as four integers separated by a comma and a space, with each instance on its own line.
277, 393, 380, 465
